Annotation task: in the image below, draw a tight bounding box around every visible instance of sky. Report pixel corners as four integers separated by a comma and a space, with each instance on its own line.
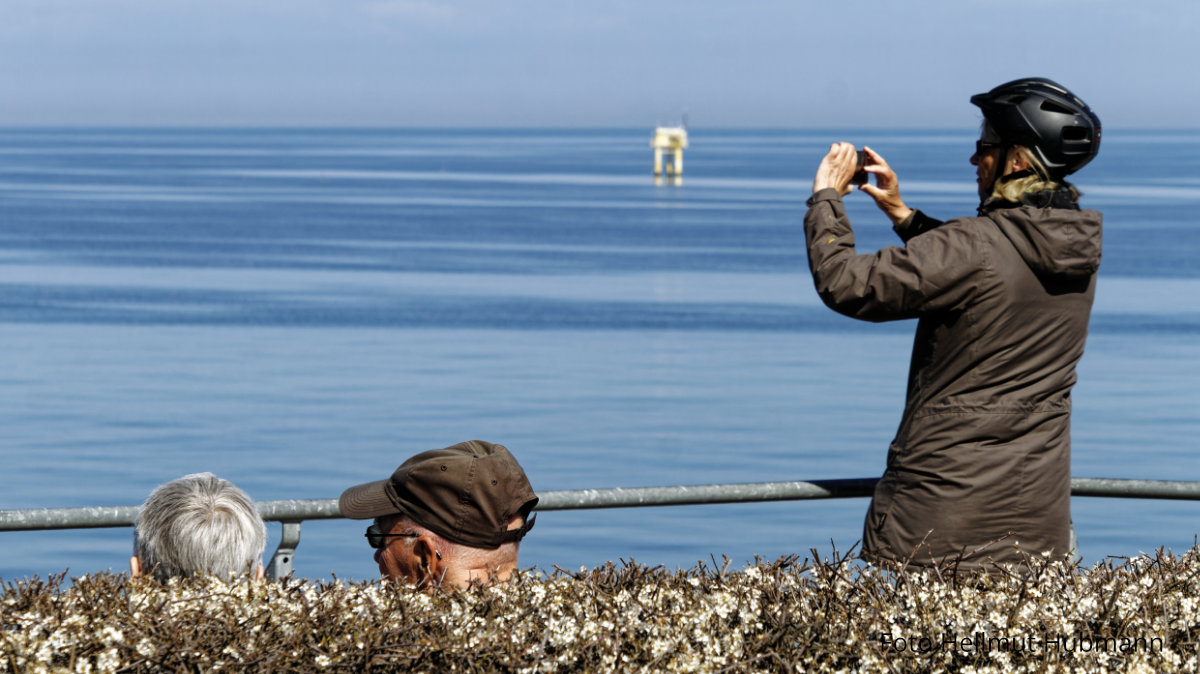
0, 0, 1196, 128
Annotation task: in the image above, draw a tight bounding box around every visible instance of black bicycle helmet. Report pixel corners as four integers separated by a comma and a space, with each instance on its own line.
970, 77, 1101, 179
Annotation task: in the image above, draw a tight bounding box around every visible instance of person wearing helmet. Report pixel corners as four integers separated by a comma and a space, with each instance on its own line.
803, 78, 1102, 572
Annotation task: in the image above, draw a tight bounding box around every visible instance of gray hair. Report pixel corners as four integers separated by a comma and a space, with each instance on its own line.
134, 472, 266, 581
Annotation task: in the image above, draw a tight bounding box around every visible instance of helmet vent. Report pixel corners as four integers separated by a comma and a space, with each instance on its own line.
1039, 100, 1074, 115
1062, 126, 1090, 142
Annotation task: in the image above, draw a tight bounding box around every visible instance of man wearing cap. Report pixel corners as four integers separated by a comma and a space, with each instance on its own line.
339, 440, 538, 589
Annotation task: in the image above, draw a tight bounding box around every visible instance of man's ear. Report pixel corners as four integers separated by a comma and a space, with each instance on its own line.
413, 535, 443, 585
130, 556, 142, 577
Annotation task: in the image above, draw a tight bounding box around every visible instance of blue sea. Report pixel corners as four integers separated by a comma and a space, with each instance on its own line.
1, 128, 1198, 581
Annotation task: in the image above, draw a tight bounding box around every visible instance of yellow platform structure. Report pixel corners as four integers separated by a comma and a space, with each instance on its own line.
650, 126, 688, 185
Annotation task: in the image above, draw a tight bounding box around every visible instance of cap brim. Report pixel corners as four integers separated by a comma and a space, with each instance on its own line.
338, 480, 402, 519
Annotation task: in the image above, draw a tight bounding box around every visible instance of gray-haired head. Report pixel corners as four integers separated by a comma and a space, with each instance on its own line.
134, 472, 266, 581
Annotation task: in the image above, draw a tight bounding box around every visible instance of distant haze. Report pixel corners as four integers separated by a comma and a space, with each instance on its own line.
0, 0, 1195, 128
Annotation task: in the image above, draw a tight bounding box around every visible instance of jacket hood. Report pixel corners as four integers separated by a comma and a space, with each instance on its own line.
989, 206, 1102, 280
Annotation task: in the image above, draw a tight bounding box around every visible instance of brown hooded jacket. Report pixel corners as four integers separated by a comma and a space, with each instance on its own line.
804, 187, 1102, 570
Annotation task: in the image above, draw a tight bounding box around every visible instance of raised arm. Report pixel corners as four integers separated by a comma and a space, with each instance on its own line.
803, 191, 982, 322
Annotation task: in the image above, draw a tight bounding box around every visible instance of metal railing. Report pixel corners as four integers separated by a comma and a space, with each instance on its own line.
2, 477, 1197, 578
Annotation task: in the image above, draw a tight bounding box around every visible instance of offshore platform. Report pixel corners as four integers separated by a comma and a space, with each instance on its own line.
650, 124, 688, 185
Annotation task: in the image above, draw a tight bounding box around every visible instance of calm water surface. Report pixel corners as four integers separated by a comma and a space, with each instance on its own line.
0, 128, 1198, 580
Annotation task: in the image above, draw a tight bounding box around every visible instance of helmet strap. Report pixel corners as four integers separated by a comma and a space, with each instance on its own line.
999, 168, 1037, 183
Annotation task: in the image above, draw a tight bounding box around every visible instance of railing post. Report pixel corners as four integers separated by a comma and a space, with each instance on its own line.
267, 521, 302, 580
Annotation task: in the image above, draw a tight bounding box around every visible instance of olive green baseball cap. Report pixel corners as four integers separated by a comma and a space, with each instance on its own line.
338, 440, 537, 549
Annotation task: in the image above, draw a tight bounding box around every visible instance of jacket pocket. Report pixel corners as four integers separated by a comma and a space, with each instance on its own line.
867, 472, 898, 534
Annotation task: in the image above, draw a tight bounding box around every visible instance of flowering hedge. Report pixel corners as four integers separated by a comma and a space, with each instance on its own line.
3, 547, 1199, 672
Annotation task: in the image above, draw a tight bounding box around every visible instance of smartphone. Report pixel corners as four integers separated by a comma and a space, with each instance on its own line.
850, 150, 868, 186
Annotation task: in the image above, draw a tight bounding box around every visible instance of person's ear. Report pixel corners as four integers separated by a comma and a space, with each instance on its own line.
413, 535, 443, 585
129, 556, 142, 577
1008, 150, 1030, 174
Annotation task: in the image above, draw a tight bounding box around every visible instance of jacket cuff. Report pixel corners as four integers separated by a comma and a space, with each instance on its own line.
893, 208, 942, 242
806, 188, 843, 208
